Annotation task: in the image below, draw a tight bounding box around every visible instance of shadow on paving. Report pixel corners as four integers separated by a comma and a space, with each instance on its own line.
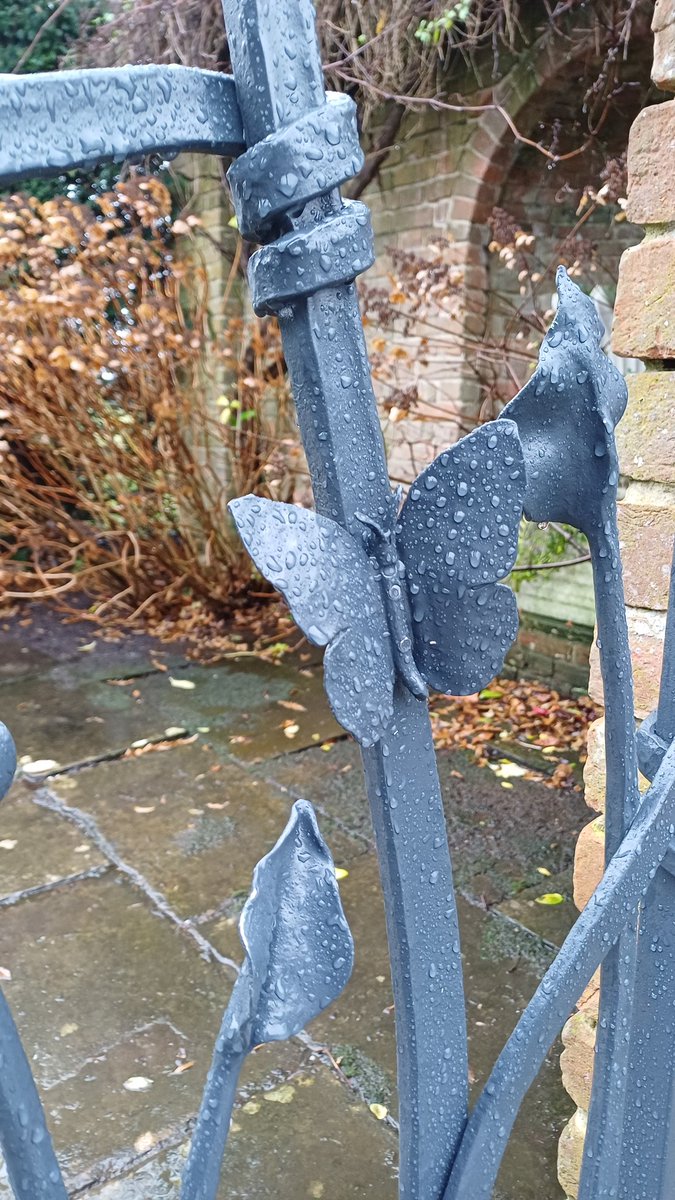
0, 609, 589, 1198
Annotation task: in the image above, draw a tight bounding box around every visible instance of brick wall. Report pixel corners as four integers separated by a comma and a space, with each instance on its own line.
364, 34, 580, 484
557, 4, 675, 1195
363, 24, 650, 487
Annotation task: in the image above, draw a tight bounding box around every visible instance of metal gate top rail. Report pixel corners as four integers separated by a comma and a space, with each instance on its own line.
0, 3, 672, 1200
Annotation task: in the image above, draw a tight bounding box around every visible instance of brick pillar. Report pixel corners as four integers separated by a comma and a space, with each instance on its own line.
557, 6, 675, 1196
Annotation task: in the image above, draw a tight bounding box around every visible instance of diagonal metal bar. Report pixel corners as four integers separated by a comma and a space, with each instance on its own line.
443, 731, 675, 1200
220, 3, 469, 1198
0, 66, 244, 188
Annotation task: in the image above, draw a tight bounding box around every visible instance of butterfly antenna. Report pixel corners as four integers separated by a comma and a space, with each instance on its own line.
355, 511, 389, 541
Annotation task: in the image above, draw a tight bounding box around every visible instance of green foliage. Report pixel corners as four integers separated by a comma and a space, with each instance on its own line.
510, 521, 589, 589
0, 3, 114, 201
0, 1, 82, 74
414, 1, 471, 47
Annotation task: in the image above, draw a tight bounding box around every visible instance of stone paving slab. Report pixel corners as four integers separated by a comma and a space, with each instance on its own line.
258, 739, 586, 937
206, 847, 571, 1200
0, 607, 188, 686
0, 781, 105, 900
6, 658, 339, 773
496, 870, 578, 945
0, 873, 232, 1191
0, 622, 587, 1199
46, 743, 364, 922
87, 1044, 398, 1200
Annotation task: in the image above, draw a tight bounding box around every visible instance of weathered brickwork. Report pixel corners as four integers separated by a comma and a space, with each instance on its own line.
365, 28, 644, 485
559, 6, 675, 1194
653, 0, 675, 92
616, 371, 675, 485
626, 98, 675, 224
612, 234, 675, 359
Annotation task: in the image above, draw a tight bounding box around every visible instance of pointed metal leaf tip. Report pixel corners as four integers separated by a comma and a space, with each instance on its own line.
239, 800, 354, 1044
502, 263, 627, 533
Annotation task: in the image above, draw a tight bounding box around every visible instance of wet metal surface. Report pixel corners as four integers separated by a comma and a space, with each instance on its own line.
0, 67, 244, 186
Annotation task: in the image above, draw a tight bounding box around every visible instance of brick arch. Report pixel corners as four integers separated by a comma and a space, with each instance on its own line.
445, 26, 653, 415
443, 36, 595, 415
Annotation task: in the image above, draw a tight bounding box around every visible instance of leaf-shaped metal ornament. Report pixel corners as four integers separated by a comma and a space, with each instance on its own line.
502, 266, 627, 535
180, 800, 353, 1200
240, 799, 354, 1042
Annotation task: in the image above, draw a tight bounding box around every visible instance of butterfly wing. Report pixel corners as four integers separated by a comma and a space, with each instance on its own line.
229, 496, 395, 747
397, 419, 525, 695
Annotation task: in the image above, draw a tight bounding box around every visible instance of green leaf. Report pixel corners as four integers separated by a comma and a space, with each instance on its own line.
535, 892, 565, 906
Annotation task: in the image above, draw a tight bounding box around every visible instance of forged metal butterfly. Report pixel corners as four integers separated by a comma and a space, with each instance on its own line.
230, 419, 525, 747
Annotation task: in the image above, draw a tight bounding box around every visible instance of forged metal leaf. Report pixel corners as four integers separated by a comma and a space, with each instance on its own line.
502, 266, 627, 534
239, 800, 354, 1044
397, 419, 525, 695
228, 496, 395, 746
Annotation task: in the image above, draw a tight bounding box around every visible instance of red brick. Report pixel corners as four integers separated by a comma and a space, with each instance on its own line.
627, 101, 675, 224
653, 0, 675, 92
654, 0, 675, 32
612, 236, 675, 359
618, 502, 675, 609
561, 1010, 597, 1110
589, 608, 666, 718
617, 371, 675, 485
554, 1108, 586, 1195
558, 1110, 587, 1200
573, 817, 605, 911
583, 718, 607, 812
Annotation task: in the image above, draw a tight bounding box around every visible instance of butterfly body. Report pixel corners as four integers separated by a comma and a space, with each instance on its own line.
357, 510, 428, 701
229, 419, 526, 747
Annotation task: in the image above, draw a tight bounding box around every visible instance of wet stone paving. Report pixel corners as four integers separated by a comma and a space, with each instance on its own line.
0, 608, 590, 1199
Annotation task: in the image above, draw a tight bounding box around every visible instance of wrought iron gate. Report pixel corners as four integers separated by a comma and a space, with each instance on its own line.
0, 2, 673, 1198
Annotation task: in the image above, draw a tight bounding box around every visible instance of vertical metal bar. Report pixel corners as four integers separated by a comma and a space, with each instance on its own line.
598, 538, 675, 1200
577, 515, 641, 1200
180, 980, 248, 1200
612, 869, 675, 1200
220, 4, 469, 1197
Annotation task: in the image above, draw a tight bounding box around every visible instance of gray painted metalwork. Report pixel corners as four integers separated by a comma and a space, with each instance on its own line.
0, 66, 244, 185
501, 271, 642, 1200
0, 2, 672, 1199
220, 7, 471, 1199
181, 800, 353, 1200
229, 418, 524, 745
